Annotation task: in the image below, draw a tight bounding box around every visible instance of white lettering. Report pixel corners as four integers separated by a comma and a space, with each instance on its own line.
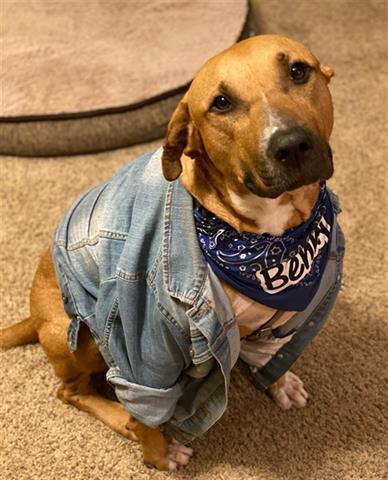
256, 216, 331, 293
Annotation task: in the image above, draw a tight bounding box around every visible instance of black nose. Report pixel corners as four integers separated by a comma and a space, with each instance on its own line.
268, 127, 314, 165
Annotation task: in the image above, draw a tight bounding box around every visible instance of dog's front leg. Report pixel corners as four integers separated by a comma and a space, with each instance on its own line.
127, 418, 193, 471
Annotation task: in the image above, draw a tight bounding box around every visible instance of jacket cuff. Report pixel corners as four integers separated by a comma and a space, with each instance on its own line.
106, 366, 185, 428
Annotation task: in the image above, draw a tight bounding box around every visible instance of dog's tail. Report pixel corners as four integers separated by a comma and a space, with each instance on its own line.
0, 317, 38, 349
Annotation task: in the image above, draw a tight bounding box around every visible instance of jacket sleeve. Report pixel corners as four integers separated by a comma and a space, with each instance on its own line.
105, 296, 190, 429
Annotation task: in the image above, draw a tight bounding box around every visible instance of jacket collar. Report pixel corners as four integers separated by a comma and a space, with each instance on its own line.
158, 149, 241, 371
161, 172, 239, 371
162, 177, 208, 305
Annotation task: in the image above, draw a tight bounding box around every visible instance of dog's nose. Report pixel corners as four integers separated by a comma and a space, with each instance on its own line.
268, 127, 314, 165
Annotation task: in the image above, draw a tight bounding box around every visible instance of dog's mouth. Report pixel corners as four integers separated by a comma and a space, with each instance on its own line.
245, 159, 333, 198
245, 130, 334, 198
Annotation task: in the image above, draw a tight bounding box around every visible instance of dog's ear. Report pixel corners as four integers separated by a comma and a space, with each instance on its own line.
162, 98, 204, 181
320, 64, 335, 83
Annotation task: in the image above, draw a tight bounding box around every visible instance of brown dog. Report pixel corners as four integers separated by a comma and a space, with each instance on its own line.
0, 35, 335, 470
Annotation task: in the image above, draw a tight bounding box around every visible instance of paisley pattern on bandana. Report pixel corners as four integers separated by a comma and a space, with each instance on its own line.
193, 183, 334, 311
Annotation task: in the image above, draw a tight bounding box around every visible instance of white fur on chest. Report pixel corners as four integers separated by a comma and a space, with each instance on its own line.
227, 188, 294, 235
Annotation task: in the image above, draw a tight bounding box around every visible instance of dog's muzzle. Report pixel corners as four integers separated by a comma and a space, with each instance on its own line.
251, 126, 334, 197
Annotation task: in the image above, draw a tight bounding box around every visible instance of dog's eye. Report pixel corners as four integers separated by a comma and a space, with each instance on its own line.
211, 95, 232, 112
289, 62, 310, 84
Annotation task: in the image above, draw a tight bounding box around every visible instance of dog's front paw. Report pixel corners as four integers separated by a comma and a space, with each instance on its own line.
268, 371, 309, 410
168, 439, 194, 470
144, 439, 193, 471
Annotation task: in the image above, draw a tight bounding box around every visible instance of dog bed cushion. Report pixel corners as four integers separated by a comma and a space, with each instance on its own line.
0, 0, 249, 156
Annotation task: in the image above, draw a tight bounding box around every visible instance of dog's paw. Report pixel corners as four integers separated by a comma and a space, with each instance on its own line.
145, 439, 194, 471
167, 439, 194, 470
268, 371, 309, 410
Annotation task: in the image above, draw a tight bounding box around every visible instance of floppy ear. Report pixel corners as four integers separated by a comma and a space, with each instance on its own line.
162, 99, 204, 181
320, 64, 335, 83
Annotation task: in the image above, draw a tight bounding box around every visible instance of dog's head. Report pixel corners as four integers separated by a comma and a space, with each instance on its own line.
162, 35, 334, 199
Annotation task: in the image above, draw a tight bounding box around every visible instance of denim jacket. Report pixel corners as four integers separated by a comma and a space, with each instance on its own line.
52, 148, 345, 444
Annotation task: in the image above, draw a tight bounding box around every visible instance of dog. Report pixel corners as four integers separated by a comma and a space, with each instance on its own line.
0, 35, 344, 471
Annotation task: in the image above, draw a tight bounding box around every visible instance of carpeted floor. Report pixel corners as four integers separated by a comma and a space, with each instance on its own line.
1, 1, 387, 479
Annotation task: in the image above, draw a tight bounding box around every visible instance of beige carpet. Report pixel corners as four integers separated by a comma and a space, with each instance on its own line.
1, 1, 387, 479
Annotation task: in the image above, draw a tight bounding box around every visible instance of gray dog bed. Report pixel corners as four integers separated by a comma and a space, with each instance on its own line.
0, 0, 250, 157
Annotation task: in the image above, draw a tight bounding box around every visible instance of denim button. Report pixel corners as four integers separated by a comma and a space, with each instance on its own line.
309, 321, 314, 327
62, 294, 68, 304
277, 353, 284, 359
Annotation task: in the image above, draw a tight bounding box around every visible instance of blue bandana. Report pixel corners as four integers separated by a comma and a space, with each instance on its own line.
193, 184, 334, 311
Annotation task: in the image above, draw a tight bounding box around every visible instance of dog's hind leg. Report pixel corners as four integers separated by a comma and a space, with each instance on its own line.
40, 319, 192, 471
56, 370, 139, 441
37, 311, 137, 439
53, 358, 192, 471
5, 247, 193, 470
